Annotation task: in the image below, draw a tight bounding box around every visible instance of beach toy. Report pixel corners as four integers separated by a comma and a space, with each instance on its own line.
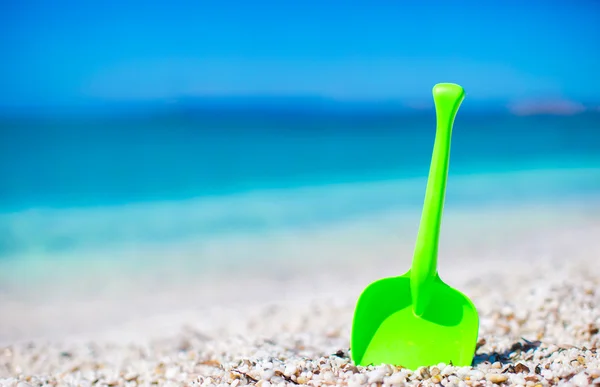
350, 83, 479, 369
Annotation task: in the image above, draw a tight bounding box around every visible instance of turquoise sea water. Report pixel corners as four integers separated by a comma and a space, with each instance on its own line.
1, 111, 599, 263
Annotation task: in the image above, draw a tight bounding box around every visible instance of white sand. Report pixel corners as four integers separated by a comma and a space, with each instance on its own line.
1, 198, 600, 386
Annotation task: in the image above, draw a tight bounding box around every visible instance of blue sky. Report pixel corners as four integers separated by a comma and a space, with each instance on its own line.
1, 0, 599, 109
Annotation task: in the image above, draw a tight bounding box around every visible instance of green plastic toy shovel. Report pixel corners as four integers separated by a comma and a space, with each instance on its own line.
350, 83, 479, 369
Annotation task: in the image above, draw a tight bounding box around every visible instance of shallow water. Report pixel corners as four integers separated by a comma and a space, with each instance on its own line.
1, 111, 599, 269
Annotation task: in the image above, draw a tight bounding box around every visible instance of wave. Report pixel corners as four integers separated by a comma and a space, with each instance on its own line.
1, 167, 599, 260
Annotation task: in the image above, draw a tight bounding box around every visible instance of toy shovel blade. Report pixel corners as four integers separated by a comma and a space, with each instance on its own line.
350, 84, 479, 369
350, 272, 479, 369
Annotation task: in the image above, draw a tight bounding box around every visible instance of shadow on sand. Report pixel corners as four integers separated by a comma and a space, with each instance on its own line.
472, 338, 542, 366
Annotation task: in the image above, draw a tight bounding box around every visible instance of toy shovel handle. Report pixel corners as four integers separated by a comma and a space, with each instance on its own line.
410, 83, 465, 317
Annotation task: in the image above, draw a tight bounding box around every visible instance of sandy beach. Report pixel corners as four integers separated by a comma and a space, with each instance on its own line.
1, 198, 600, 386
1, 0, 600, 384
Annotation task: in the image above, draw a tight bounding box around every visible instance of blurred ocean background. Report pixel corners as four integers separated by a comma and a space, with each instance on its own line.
1, 111, 600, 258
1, 1, 599, 296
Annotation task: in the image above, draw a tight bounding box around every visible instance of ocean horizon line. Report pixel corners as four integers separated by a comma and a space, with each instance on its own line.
2, 95, 600, 121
